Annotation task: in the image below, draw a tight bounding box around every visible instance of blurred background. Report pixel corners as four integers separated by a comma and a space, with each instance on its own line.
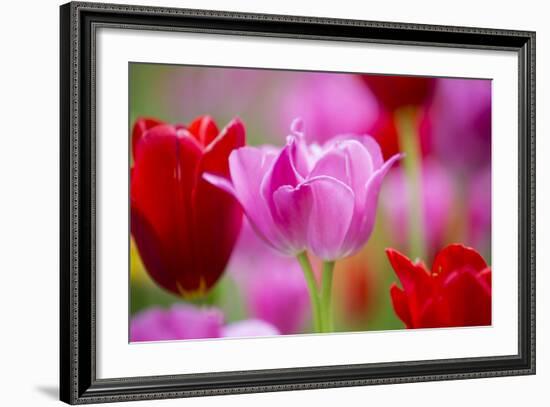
129, 63, 491, 336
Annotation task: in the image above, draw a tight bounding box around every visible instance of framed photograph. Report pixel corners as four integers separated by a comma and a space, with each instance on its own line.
60, 1, 536, 404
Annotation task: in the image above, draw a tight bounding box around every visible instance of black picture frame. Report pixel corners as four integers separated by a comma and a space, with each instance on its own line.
60, 1, 536, 404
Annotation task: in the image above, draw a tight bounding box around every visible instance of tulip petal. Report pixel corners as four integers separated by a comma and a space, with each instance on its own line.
309, 148, 350, 186
130, 205, 178, 294
203, 118, 245, 174
417, 298, 448, 328
302, 175, 355, 260
341, 153, 402, 255
131, 125, 203, 295
339, 139, 375, 193
386, 248, 432, 296
202, 173, 236, 197
357, 135, 384, 170
432, 244, 488, 279
188, 119, 246, 291
261, 138, 303, 204
442, 269, 492, 326
187, 115, 219, 147
227, 147, 292, 253
132, 117, 164, 159
477, 267, 492, 291
272, 183, 312, 252
324, 134, 383, 170
193, 185, 243, 292
390, 284, 413, 328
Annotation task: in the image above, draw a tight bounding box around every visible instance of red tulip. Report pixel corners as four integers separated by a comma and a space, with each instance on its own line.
361, 75, 436, 111
131, 116, 245, 297
386, 244, 491, 328
368, 108, 432, 161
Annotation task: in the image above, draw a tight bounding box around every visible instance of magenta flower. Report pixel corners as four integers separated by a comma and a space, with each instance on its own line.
430, 79, 491, 170
468, 167, 491, 250
381, 160, 454, 253
130, 304, 279, 342
205, 120, 402, 261
276, 73, 379, 144
222, 319, 280, 338
228, 219, 310, 334
130, 304, 224, 342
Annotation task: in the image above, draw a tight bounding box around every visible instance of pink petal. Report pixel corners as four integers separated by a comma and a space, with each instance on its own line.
356, 135, 384, 170
226, 147, 292, 254
302, 175, 355, 260
309, 148, 350, 185
272, 184, 312, 253
323, 134, 383, 170
343, 153, 402, 255
261, 138, 303, 204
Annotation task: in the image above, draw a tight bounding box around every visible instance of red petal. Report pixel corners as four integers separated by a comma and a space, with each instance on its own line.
432, 244, 488, 279
417, 298, 448, 328
202, 118, 246, 175
131, 205, 177, 293
478, 267, 492, 289
189, 119, 245, 291
441, 269, 491, 327
132, 117, 164, 160
131, 124, 202, 295
386, 248, 435, 327
390, 284, 413, 328
385, 248, 432, 296
187, 115, 219, 148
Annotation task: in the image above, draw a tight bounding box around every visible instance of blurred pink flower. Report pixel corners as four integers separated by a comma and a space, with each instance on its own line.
130, 304, 279, 342
381, 160, 454, 253
222, 319, 280, 337
276, 73, 379, 144
205, 120, 401, 260
130, 304, 223, 342
430, 78, 491, 170
227, 219, 310, 334
468, 167, 491, 249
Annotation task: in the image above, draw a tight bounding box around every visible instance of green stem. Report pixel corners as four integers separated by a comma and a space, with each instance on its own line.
395, 107, 426, 261
296, 252, 322, 333
320, 261, 335, 332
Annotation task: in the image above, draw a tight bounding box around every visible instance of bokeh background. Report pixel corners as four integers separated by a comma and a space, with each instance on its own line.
129, 63, 491, 336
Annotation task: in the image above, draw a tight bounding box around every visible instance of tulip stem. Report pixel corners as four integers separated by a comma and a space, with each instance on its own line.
395, 107, 427, 262
320, 261, 335, 332
297, 252, 322, 333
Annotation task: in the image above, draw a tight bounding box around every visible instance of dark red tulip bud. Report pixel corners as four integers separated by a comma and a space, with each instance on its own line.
131, 116, 245, 297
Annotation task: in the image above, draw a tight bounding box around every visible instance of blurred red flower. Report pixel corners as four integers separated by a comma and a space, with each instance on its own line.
386, 244, 491, 328
368, 108, 432, 160
361, 75, 436, 112
131, 116, 244, 297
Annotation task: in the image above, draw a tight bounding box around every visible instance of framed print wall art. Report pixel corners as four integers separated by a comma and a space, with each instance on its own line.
59, 1, 536, 404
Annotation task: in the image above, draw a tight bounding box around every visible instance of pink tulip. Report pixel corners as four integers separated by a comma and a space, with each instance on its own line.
130, 304, 224, 342
130, 304, 280, 342
205, 120, 401, 261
